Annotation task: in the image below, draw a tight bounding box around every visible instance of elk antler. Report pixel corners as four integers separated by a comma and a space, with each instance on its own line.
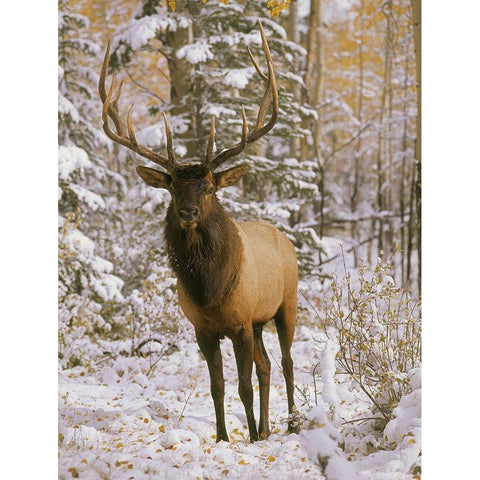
99, 40, 176, 173
205, 20, 279, 171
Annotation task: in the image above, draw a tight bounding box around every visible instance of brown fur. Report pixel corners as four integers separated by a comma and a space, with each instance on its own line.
99, 20, 296, 442
160, 171, 299, 442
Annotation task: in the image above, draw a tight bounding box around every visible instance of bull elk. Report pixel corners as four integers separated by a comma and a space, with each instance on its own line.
99, 21, 298, 442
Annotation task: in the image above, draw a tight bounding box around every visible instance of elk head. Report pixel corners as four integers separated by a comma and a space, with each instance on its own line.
99, 20, 278, 230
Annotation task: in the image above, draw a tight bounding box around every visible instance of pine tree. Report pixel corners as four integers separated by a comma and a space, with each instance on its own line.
103, 0, 321, 280
58, 0, 125, 368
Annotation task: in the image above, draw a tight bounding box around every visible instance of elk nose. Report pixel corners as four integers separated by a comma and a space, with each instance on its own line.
178, 207, 199, 221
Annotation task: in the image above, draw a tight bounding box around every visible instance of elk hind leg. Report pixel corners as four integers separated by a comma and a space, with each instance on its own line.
274, 302, 299, 433
253, 325, 271, 438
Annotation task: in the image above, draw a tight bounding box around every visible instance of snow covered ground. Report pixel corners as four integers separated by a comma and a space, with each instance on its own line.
58, 326, 420, 479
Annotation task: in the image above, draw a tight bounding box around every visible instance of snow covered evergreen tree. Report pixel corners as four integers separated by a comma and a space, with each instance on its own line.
103, 0, 321, 284
58, 0, 124, 368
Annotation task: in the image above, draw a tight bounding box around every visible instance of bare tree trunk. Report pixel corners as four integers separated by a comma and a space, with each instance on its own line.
411, 0, 421, 292
385, 3, 395, 270
287, 0, 301, 156
399, 52, 410, 286
406, 155, 415, 285
376, 3, 394, 257
166, 21, 197, 161
303, 0, 326, 245
312, 0, 326, 241
312, 1, 326, 154
301, 0, 318, 163
350, 0, 365, 267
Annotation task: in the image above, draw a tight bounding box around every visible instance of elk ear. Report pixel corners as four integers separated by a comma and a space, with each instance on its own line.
136, 166, 171, 189
214, 164, 250, 190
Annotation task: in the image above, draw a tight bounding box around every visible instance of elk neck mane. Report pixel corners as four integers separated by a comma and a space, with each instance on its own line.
164, 198, 243, 307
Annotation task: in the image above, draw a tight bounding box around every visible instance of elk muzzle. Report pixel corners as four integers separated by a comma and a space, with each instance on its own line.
178, 206, 200, 229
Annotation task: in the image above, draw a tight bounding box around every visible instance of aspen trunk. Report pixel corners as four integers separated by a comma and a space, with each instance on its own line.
351, 0, 365, 267
312, 0, 326, 241
376, 9, 393, 257
303, 0, 326, 244
411, 0, 421, 292
301, 0, 318, 163
399, 51, 410, 286
287, 0, 301, 156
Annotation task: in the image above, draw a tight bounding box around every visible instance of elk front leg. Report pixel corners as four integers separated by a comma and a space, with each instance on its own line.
195, 330, 229, 442
232, 328, 258, 442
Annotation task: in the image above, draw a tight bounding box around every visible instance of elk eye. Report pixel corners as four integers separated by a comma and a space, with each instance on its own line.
206, 186, 214, 195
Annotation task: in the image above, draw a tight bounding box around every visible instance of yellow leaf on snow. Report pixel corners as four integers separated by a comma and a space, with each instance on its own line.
68, 467, 79, 478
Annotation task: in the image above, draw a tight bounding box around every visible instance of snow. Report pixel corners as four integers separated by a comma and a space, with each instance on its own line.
202, 104, 238, 118
63, 228, 95, 258
58, 145, 91, 180
91, 271, 125, 303
69, 184, 106, 211
301, 405, 362, 479
58, 93, 80, 123
116, 15, 192, 51
177, 40, 214, 65
59, 328, 420, 479
223, 68, 255, 89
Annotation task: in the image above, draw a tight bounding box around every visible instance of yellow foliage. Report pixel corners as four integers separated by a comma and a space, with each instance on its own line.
67, 467, 79, 478
267, 0, 290, 17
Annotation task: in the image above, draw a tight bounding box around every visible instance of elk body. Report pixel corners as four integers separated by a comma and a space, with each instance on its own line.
99, 21, 298, 442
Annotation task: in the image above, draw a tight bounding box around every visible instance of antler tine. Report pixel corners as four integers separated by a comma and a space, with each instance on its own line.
127, 104, 138, 147
99, 41, 126, 137
247, 46, 267, 82
98, 39, 111, 102
248, 19, 278, 141
248, 58, 279, 143
99, 40, 175, 172
163, 113, 176, 170
210, 107, 248, 170
102, 74, 129, 147
209, 19, 279, 171
205, 115, 216, 166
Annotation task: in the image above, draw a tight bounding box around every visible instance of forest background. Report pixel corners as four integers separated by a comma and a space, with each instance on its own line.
1, 0, 479, 478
